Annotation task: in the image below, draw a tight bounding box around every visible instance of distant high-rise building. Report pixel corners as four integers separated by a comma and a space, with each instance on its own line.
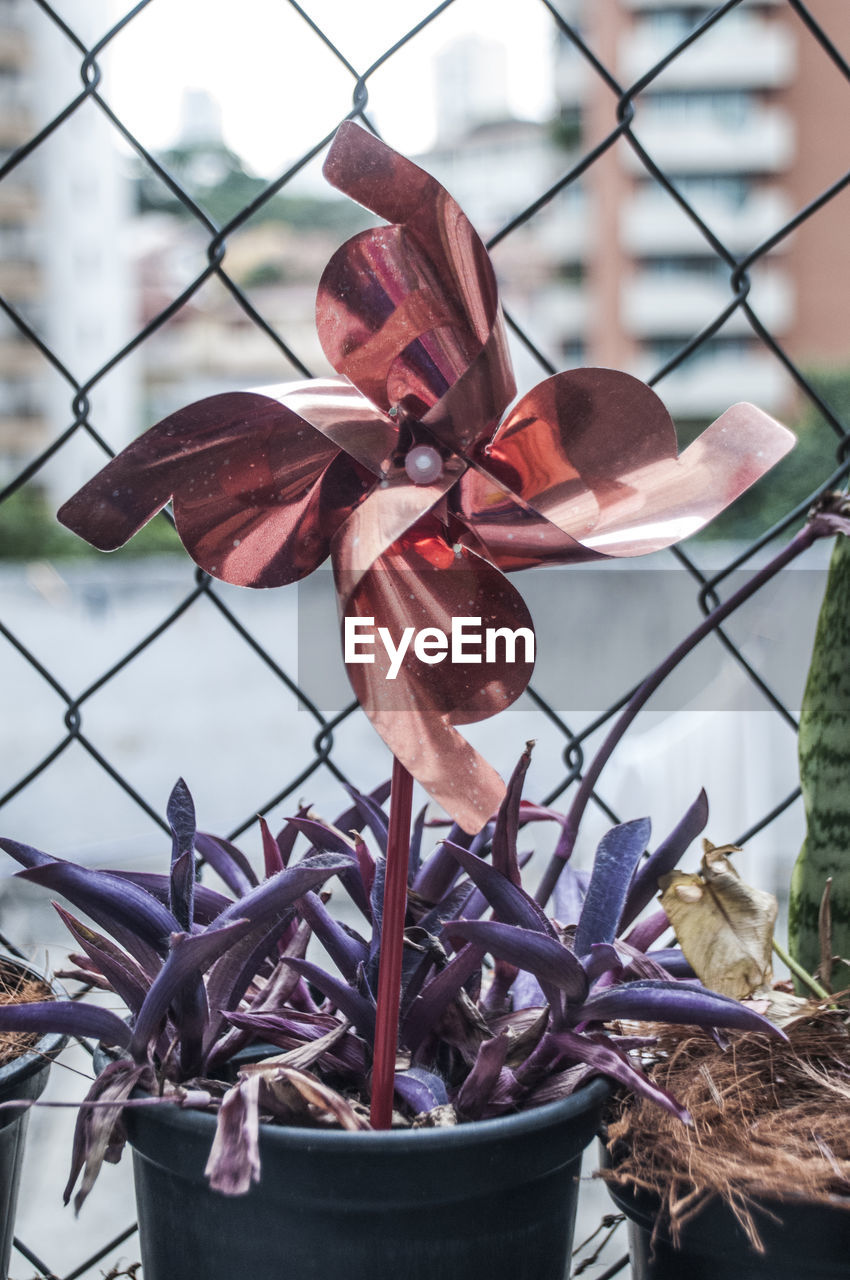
0, 0, 134, 495
554, 0, 850, 420
434, 35, 511, 143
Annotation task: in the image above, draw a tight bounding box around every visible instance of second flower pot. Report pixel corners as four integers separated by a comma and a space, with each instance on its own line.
0, 956, 66, 1278
605, 1164, 850, 1279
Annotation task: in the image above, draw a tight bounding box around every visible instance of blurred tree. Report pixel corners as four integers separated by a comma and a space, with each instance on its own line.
0, 488, 181, 560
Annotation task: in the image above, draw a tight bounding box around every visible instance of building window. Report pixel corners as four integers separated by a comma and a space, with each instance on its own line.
560, 338, 586, 366
641, 91, 752, 128
664, 174, 754, 209
648, 335, 755, 366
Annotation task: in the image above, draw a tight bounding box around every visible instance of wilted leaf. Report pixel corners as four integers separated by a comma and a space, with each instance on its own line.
660, 840, 777, 1000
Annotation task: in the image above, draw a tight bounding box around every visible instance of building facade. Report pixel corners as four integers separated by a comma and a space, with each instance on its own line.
0, 0, 134, 497
554, 0, 850, 421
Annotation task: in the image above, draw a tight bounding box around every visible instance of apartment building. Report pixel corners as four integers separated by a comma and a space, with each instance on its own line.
0, 0, 134, 495
0, 0, 43, 479
553, 0, 850, 421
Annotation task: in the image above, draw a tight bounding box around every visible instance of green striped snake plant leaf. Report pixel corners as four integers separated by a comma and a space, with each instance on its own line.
790, 525, 850, 979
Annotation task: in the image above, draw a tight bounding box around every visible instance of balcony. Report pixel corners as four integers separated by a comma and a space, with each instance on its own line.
620, 19, 795, 89
0, 260, 41, 300
632, 350, 791, 418
624, 108, 794, 174
0, 183, 37, 222
623, 0, 782, 8
0, 106, 31, 148
622, 188, 793, 256
0, 339, 41, 374
621, 269, 793, 336
0, 26, 29, 69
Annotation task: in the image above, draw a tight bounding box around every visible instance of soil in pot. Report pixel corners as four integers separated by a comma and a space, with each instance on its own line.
124, 1074, 610, 1280
601, 1012, 850, 1278
0, 956, 67, 1277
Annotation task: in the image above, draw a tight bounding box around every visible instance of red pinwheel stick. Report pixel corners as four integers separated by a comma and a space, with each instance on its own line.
370, 756, 414, 1130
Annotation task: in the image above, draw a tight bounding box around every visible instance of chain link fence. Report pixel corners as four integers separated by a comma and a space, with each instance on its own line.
0, 0, 849, 1274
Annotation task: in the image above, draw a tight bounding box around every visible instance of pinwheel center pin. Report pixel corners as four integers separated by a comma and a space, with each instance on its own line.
404, 443, 443, 486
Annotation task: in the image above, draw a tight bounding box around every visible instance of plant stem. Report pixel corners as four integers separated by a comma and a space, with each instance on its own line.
536, 515, 840, 908
771, 937, 832, 1003
370, 755, 414, 1129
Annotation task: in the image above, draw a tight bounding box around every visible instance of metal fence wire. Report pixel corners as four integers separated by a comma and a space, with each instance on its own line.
1, 0, 850, 1275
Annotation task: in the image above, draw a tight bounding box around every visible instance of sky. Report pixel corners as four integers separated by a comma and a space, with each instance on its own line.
101, 0, 556, 176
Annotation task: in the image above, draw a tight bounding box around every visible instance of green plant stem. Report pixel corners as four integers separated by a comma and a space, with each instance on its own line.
370, 756, 414, 1130
535, 510, 846, 908
770, 937, 832, 1002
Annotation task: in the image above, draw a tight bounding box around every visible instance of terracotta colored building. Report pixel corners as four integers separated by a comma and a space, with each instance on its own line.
554, 0, 850, 421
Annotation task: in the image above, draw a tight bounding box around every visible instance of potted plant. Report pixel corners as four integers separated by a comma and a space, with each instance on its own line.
0, 955, 66, 1275
597, 493, 850, 1278
0, 755, 778, 1280
0, 121, 798, 1278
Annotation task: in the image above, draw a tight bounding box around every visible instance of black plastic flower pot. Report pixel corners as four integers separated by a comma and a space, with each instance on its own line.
605, 1167, 850, 1279
124, 1075, 609, 1280
0, 957, 66, 1279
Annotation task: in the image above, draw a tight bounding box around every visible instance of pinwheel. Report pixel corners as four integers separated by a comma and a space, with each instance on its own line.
58, 121, 794, 836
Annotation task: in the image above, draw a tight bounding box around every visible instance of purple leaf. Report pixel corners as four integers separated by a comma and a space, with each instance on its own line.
194, 832, 257, 898
224, 1011, 366, 1075
205, 1073, 261, 1196
510, 969, 547, 1010
130, 919, 257, 1060
343, 785, 389, 853
65, 1058, 151, 1212
443, 921, 588, 1003
552, 865, 589, 928
278, 957, 376, 1041
16, 860, 179, 960
402, 944, 483, 1053
202, 913, 307, 1056
274, 804, 312, 869
284, 826, 369, 917
582, 943, 624, 984
455, 1034, 511, 1120
259, 817, 284, 879
109, 870, 231, 926
286, 818, 355, 857
491, 744, 532, 888
574, 819, 651, 957
296, 891, 367, 982
574, 979, 785, 1037
408, 805, 427, 880
212, 854, 351, 932
332, 779, 392, 839
644, 947, 694, 978
622, 790, 708, 929
549, 1028, 690, 1122
441, 843, 556, 937
169, 850, 195, 934
167, 778, 196, 864
624, 906, 670, 953
53, 904, 150, 1014
394, 1066, 448, 1114
0, 837, 54, 869
410, 825, 473, 903
0, 1000, 132, 1049
353, 836, 376, 902
167, 782, 197, 939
